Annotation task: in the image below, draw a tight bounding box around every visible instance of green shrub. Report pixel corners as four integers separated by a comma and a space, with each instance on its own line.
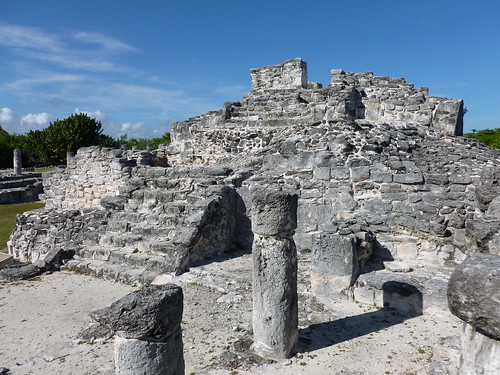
464, 128, 500, 149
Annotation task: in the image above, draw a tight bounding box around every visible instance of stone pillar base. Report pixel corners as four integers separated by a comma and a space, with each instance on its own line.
115, 329, 184, 375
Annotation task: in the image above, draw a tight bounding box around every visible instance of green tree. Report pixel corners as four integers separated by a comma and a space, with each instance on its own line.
118, 133, 171, 150
0, 126, 15, 168
42, 113, 108, 164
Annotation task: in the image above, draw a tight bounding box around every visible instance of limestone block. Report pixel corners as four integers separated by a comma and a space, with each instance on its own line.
350, 166, 370, 182
251, 58, 307, 91
393, 173, 424, 185
251, 188, 298, 236
459, 324, 500, 375
448, 253, 500, 340
91, 284, 183, 340
311, 233, 359, 297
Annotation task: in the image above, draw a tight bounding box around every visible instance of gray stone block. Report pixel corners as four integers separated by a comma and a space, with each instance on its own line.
447, 253, 500, 340
91, 284, 183, 340
393, 173, 424, 185
252, 188, 298, 236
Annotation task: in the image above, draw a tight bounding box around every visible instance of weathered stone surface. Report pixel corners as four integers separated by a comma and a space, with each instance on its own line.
100, 196, 127, 210
6, 58, 500, 305
0, 263, 43, 282
13, 149, 22, 175
115, 331, 184, 375
91, 284, 183, 340
252, 234, 298, 359
459, 323, 500, 375
0, 173, 43, 205
311, 233, 359, 299
251, 188, 298, 236
447, 253, 500, 339
252, 188, 298, 359
384, 261, 413, 272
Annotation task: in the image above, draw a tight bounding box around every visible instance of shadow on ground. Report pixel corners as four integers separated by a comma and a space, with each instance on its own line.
299, 308, 420, 352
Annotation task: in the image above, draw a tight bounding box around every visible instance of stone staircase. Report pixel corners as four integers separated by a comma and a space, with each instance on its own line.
63, 167, 239, 285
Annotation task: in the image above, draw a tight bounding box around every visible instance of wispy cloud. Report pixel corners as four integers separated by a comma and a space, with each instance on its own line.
0, 22, 218, 137
0, 22, 136, 73
0, 23, 61, 52
73, 31, 138, 52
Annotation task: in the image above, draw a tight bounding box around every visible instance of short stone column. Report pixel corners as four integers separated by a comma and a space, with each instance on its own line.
13, 149, 22, 175
91, 284, 184, 375
251, 188, 298, 359
447, 253, 500, 374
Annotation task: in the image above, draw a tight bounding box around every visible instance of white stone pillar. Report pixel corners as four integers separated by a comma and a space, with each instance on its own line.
13, 149, 22, 175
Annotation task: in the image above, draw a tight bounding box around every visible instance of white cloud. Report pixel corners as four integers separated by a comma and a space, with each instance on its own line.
0, 107, 51, 133
0, 107, 20, 127
21, 113, 51, 128
0, 22, 137, 73
118, 121, 163, 139
74, 108, 108, 122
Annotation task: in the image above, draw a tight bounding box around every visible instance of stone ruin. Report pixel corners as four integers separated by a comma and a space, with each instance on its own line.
3, 58, 500, 372
0, 150, 43, 205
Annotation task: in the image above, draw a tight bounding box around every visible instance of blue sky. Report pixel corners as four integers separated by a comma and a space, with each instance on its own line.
0, 0, 499, 138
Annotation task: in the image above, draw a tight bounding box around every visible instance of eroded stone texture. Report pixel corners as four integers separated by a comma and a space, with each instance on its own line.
459, 323, 500, 375
310, 233, 359, 299
447, 253, 500, 339
0, 173, 43, 205
252, 188, 298, 359
91, 284, 183, 340
92, 284, 185, 375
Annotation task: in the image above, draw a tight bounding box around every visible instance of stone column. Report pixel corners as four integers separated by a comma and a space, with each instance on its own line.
66, 152, 75, 167
91, 284, 184, 375
251, 188, 298, 359
447, 253, 500, 374
13, 149, 22, 175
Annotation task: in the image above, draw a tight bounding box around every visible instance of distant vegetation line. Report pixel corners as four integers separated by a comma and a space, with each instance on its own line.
0, 113, 171, 168
463, 128, 500, 149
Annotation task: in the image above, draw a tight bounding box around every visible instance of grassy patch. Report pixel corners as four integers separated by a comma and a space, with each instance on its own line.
0, 201, 45, 252
34, 167, 56, 173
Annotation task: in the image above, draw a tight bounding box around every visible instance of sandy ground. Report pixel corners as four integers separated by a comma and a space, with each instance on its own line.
0, 252, 462, 375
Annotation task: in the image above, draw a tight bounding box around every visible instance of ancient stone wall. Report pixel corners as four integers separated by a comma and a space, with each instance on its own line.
250, 58, 307, 91
330, 69, 464, 135
164, 60, 498, 273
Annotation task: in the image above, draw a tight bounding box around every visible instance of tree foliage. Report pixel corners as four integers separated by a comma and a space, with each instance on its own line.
118, 133, 171, 150
0, 114, 171, 168
464, 128, 500, 149
41, 113, 116, 164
